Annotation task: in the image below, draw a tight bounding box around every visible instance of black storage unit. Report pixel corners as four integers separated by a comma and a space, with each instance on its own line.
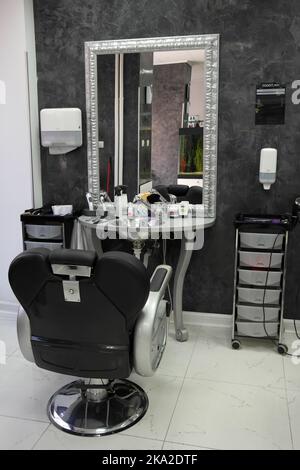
231, 213, 297, 355
21, 212, 75, 251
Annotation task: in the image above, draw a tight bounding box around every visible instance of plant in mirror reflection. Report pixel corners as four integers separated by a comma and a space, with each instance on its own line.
195, 140, 203, 173
179, 132, 203, 176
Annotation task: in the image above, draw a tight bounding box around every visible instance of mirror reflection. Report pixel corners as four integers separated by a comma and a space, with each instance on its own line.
97, 48, 205, 201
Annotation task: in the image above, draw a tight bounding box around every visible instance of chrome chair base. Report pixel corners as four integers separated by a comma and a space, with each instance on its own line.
48, 379, 148, 436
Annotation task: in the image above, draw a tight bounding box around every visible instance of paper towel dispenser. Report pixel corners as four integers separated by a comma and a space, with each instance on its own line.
40, 108, 82, 155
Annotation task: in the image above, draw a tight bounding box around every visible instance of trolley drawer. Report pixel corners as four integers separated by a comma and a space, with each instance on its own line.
238, 269, 282, 287
240, 232, 284, 250
237, 287, 280, 305
236, 321, 279, 338
25, 224, 62, 240
25, 241, 63, 251
239, 251, 283, 269
237, 304, 280, 322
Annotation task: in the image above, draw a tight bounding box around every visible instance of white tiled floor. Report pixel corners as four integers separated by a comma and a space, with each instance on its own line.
1, 316, 300, 450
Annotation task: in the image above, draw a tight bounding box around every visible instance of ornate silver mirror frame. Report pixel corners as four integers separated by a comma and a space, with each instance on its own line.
85, 34, 219, 220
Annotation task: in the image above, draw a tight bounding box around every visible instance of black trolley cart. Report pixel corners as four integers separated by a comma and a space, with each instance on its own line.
231, 213, 297, 354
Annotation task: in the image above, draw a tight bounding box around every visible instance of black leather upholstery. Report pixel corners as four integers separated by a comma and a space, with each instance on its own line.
9, 249, 150, 379
167, 184, 190, 197
184, 186, 203, 205
94, 251, 149, 325
49, 248, 96, 267
152, 185, 171, 202
150, 268, 168, 292
155, 184, 203, 204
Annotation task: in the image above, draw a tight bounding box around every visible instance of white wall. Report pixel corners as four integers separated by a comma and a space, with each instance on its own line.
24, 0, 42, 208
0, 0, 36, 311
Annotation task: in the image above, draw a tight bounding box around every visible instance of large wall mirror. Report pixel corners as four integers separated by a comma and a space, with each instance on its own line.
85, 35, 219, 220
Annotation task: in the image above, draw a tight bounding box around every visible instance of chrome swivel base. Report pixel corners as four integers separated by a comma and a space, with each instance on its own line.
48, 379, 148, 436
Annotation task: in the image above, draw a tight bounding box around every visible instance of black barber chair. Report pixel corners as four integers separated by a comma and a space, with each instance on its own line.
8, 248, 172, 436
155, 184, 203, 204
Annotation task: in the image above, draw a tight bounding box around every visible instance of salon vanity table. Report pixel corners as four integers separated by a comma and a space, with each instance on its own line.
82, 34, 220, 342
76, 210, 215, 342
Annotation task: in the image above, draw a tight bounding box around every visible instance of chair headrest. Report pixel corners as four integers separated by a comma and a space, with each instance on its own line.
9, 248, 150, 317
186, 186, 203, 204
167, 184, 189, 196
49, 249, 97, 278
154, 185, 171, 202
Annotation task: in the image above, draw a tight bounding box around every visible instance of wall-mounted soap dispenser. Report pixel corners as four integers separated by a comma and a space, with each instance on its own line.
40, 108, 82, 155
259, 148, 277, 190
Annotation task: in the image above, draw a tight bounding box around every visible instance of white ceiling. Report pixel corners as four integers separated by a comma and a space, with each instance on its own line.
153, 49, 205, 66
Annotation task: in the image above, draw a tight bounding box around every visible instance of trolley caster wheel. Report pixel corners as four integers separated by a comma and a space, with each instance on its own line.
277, 344, 288, 355
232, 339, 241, 350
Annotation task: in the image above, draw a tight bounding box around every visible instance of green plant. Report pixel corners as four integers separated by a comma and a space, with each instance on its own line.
194, 138, 203, 173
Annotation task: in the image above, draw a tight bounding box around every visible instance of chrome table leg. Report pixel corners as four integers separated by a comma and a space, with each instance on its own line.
173, 238, 193, 342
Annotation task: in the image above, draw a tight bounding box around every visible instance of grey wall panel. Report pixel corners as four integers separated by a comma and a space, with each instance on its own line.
152, 63, 191, 186
34, 0, 300, 317
123, 53, 140, 201
97, 54, 115, 199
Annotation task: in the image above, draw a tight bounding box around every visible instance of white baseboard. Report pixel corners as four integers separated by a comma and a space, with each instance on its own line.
175, 311, 298, 333
179, 311, 232, 328
0, 301, 19, 320
283, 319, 300, 334
0, 306, 233, 327
0, 306, 232, 327
0, 303, 298, 333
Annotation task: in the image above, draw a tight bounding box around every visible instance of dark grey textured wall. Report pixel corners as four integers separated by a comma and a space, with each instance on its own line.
139, 52, 153, 189
123, 54, 140, 201
152, 63, 191, 186
34, 0, 300, 317
97, 55, 115, 199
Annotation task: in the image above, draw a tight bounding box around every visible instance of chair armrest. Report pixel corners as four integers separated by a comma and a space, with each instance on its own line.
17, 306, 34, 363
150, 264, 172, 302
133, 264, 172, 377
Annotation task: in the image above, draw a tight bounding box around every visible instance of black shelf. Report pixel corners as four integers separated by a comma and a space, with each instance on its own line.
21, 213, 75, 224
179, 127, 204, 136
25, 238, 63, 243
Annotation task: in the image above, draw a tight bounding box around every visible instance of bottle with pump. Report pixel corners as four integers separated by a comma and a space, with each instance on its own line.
259, 148, 277, 190
97, 190, 111, 218
114, 185, 128, 218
